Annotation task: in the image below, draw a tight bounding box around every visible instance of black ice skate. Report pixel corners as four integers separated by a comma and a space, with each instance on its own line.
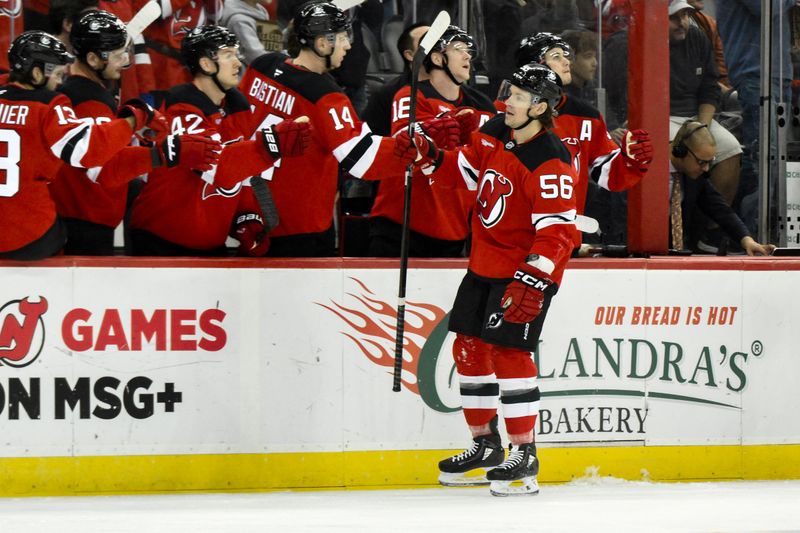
487, 443, 539, 496
438, 418, 504, 486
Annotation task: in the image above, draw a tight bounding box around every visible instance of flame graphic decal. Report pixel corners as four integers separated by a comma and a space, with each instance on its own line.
316, 277, 447, 394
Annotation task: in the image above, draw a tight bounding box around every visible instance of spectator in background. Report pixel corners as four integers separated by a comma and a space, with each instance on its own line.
220, 0, 284, 66
717, 0, 797, 235
561, 29, 598, 105
668, 0, 742, 238
668, 121, 774, 255
687, 0, 731, 91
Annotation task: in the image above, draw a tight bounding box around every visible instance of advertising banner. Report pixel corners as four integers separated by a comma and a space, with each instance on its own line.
1, 261, 799, 459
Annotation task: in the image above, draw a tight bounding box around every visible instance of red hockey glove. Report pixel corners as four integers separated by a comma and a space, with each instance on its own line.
153, 134, 222, 171
118, 98, 167, 138
418, 117, 460, 150
258, 118, 312, 162
231, 213, 270, 257
394, 131, 442, 170
501, 262, 555, 324
441, 107, 480, 145
623, 129, 653, 173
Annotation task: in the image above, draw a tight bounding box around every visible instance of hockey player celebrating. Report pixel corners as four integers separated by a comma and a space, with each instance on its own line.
129, 25, 311, 256
368, 25, 496, 258
514, 32, 653, 225
50, 10, 221, 255
238, 1, 421, 257
409, 64, 579, 496
0, 31, 168, 260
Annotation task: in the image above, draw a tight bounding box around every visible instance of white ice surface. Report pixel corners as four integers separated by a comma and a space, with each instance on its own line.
1, 479, 799, 533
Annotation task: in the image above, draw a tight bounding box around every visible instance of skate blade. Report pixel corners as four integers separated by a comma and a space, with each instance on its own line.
489, 477, 539, 497
438, 470, 491, 487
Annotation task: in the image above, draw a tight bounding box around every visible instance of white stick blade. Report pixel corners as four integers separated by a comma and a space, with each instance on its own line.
332, 0, 366, 10
418, 11, 451, 56
576, 215, 600, 234
126, 1, 161, 40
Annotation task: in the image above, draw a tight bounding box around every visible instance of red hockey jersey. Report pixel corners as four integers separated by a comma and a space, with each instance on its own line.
428, 115, 578, 284
129, 83, 274, 250
50, 75, 152, 228
368, 80, 496, 241
239, 52, 410, 238
0, 84, 135, 253
496, 94, 643, 214
141, 0, 210, 90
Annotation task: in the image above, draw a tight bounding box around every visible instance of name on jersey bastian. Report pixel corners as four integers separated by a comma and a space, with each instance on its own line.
246, 78, 295, 115
0, 103, 30, 126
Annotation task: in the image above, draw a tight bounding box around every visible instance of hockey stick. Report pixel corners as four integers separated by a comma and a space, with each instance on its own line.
332, 0, 366, 10
126, 1, 161, 40
250, 176, 280, 237
392, 10, 451, 392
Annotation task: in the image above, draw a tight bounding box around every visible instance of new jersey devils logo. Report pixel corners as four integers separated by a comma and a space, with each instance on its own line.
477, 169, 513, 228
0, 296, 48, 368
201, 181, 243, 200
0, 0, 22, 17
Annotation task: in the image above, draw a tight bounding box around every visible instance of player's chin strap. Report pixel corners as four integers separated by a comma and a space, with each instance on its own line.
311, 39, 335, 70
431, 53, 462, 86
200, 60, 229, 94
512, 106, 538, 131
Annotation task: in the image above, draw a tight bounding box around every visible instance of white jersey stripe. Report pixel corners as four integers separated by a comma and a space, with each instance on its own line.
455, 151, 480, 189
591, 148, 621, 191
50, 123, 92, 167
86, 166, 102, 183
531, 209, 577, 231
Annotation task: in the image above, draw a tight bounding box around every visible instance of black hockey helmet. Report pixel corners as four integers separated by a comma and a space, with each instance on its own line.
516, 32, 571, 67
8, 30, 74, 80
499, 63, 563, 109
423, 25, 476, 71
181, 25, 240, 74
294, 1, 352, 47
70, 9, 128, 59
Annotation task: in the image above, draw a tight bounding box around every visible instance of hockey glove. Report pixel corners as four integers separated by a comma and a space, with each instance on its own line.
231, 213, 270, 257
501, 263, 554, 323
258, 119, 312, 162
417, 117, 460, 150
441, 107, 480, 146
153, 134, 222, 171
394, 131, 442, 170
118, 98, 168, 140
623, 129, 653, 173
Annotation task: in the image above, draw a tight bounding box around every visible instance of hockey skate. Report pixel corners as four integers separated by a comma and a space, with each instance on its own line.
438, 418, 505, 486
487, 443, 540, 496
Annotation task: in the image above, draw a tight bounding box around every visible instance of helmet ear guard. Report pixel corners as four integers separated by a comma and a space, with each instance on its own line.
180, 25, 240, 75
294, 2, 352, 48
422, 25, 476, 73
502, 63, 562, 109
9, 30, 74, 86
70, 10, 128, 60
